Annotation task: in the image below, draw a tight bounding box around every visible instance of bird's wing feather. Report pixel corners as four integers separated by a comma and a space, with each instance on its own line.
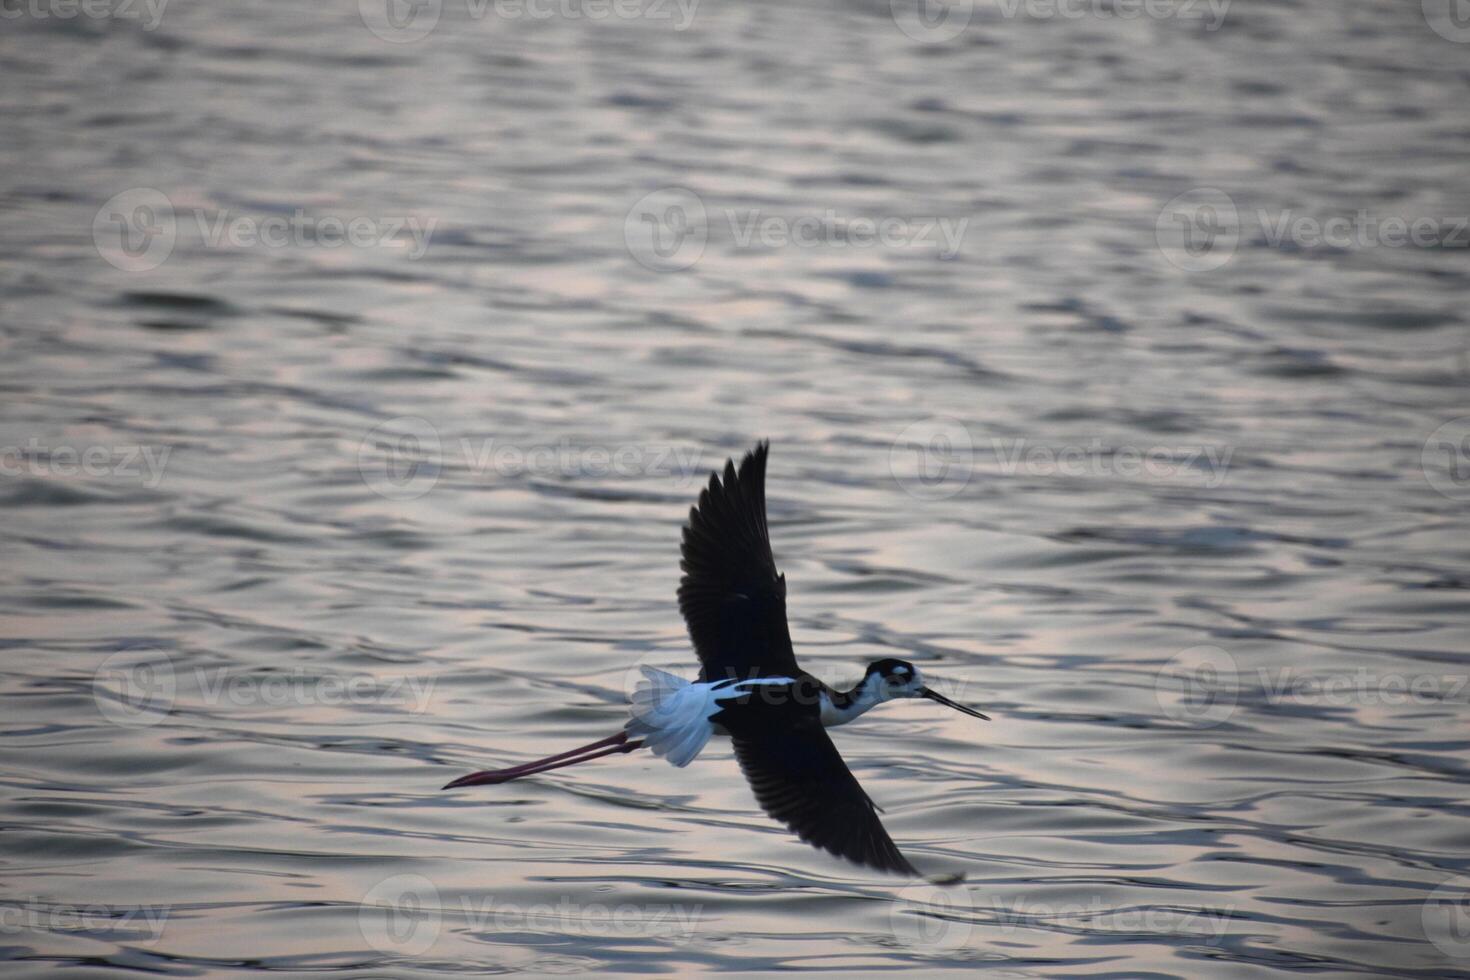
678, 441, 801, 682
731, 721, 917, 875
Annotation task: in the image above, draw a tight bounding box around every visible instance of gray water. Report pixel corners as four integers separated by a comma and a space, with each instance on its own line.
3, 0, 1470, 975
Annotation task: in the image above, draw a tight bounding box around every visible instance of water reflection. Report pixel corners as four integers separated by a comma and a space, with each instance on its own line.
2, 0, 1469, 975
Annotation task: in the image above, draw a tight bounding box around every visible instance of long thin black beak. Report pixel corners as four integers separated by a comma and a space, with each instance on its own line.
921, 687, 989, 720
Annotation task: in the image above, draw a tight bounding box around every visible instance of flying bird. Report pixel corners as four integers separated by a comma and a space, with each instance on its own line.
443, 441, 987, 874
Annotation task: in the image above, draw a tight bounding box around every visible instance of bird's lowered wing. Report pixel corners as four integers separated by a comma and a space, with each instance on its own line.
731, 720, 917, 875
678, 441, 801, 683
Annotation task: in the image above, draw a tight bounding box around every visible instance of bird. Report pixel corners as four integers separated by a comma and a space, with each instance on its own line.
442, 441, 988, 874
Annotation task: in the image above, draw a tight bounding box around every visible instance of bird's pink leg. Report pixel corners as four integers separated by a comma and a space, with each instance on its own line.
442, 731, 644, 788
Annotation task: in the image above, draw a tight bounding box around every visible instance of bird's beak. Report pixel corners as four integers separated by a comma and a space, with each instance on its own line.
442, 770, 514, 789
920, 687, 989, 720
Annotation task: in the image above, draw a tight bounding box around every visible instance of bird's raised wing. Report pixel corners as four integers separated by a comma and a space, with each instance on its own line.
731, 720, 917, 875
678, 442, 801, 683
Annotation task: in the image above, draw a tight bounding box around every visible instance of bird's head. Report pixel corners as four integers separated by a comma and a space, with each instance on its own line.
863, 658, 989, 720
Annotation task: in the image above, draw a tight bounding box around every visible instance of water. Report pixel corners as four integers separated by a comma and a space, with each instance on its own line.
3, 0, 1470, 975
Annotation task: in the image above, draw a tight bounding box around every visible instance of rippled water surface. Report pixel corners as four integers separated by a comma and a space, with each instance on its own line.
4, 1, 1470, 976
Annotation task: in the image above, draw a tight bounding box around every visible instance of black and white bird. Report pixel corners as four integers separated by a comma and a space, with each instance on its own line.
443, 441, 987, 874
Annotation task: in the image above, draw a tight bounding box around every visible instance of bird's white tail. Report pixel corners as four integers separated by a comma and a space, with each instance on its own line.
625, 666, 717, 767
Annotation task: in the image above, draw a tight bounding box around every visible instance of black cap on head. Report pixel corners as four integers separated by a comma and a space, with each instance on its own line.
866, 658, 916, 680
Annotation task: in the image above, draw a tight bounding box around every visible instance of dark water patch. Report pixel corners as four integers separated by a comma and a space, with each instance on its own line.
1251, 347, 1347, 378
120, 292, 240, 317
137, 318, 211, 332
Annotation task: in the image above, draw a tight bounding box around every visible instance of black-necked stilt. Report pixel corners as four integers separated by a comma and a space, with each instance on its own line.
443, 441, 988, 874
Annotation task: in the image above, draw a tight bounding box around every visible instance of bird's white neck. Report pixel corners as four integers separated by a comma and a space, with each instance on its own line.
819, 673, 887, 727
